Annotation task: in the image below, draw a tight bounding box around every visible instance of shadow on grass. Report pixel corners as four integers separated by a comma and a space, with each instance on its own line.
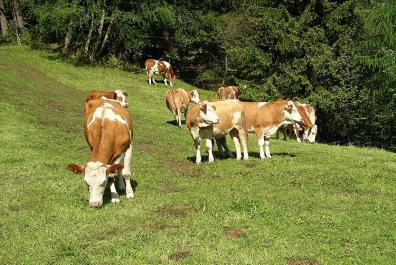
166, 120, 186, 127
186, 151, 235, 163
249, 151, 297, 158
102, 178, 139, 207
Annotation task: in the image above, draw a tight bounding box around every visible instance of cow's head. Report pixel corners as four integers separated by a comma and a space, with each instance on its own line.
114, 89, 128, 108
305, 124, 317, 143
190, 90, 200, 103
67, 162, 123, 208
198, 102, 220, 127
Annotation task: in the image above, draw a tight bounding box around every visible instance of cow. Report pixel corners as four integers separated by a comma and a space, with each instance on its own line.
86, 89, 129, 108
186, 100, 248, 164
145, 59, 176, 86
216, 100, 313, 159
276, 103, 317, 143
218, 86, 241, 100
165, 88, 200, 128
67, 98, 134, 208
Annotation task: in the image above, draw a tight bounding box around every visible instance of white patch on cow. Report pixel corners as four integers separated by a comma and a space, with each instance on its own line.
162, 61, 171, 69
231, 111, 242, 125
88, 104, 128, 128
84, 161, 107, 208
263, 124, 281, 137
258, 102, 268, 108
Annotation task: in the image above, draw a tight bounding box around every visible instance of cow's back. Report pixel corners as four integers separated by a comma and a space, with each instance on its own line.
165, 88, 188, 111
84, 99, 132, 156
210, 100, 245, 133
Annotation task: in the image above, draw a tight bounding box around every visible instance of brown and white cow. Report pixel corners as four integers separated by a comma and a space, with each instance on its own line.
218, 86, 241, 100
145, 59, 176, 86
217, 100, 313, 158
276, 103, 317, 143
67, 98, 134, 208
186, 100, 248, 164
86, 89, 129, 108
165, 88, 200, 128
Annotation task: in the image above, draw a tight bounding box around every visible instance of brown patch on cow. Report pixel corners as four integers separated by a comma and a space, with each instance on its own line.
225, 228, 246, 239
155, 185, 184, 194
157, 205, 195, 217
286, 258, 319, 265
153, 223, 182, 230
168, 251, 190, 262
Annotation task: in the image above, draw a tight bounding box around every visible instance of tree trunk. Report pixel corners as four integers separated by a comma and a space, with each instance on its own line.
13, 0, 23, 28
98, 16, 113, 55
0, 0, 8, 36
12, 1, 21, 45
63, 26, 72, 55
84, 12, 94, 60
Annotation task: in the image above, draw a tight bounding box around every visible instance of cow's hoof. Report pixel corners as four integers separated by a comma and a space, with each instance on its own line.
208, 159, 214, 163
266, 155, 272, 158
111, 198, 120, 204
126, 192, 134, 199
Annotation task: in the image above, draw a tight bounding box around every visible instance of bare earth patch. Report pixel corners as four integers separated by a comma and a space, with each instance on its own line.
167, 158, 193, 171
225, 228, 246, 239
154, 223, 182, 231
157, 205, 195, 217
139, 142, 161, 153
168, 251, 190, 262
155, 185, 184, 194
286, 257, 319, 265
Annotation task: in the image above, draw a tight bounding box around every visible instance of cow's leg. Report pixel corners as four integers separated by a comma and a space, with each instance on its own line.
109, 178, 120, 203
215, 138, 224, 157
294, 125, 302, 143
177, 108, 182, 128
264, 136, 271, 158
170, 81, 174, 87
230, 130, 242, 160
206, 138, 214, 163
147, 71, 151, 85
276, 128, 280, 139
237, 128, 249, 160
221, 136, 234, 158
255, 128, 266, 159
191, 128, 201, 164
164, 78, 168, 86
122, 143, 134, 199
284, 126, 288, 140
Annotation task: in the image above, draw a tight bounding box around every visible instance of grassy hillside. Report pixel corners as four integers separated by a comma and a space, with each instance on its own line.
0, 46, 395, 265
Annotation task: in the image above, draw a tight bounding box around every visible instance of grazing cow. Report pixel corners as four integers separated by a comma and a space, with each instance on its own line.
86, 89, 129, 108
165, 88, 200, 128
67, 98, 134, 208
186, 100, 248, 164
276, 103, 317, 143
217, 100, 313, 158
145, 59, 176, 86
218, 86, 241, 100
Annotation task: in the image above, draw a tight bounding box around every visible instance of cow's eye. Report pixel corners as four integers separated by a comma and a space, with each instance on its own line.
118, 97, 122, 101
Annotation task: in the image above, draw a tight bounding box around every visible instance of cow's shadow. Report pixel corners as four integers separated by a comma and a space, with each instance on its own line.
186, 151, 236, 163
102, 178, 138, 206
249, 151, 296, 158
166, 120, 186, 127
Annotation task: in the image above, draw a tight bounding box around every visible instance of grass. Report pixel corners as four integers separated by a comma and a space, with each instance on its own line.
0, 45, 395, 265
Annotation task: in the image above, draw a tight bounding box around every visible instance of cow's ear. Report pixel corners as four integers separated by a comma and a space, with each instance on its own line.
68, 164, 85, 174
107, 164, 124, 174
200, 103, 207, 112
285, 100, 294, 111
123, 92, 128, 97
112, 92, 117, 100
